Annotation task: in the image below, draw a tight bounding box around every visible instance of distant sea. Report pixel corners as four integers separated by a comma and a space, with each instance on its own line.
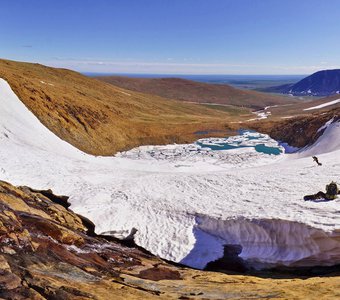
84, 72, 305, 90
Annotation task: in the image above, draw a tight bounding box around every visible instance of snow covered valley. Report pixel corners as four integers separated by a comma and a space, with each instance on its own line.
1, 78, 340, 270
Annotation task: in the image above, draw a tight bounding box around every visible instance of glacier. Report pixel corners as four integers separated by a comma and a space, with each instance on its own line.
0, 78, 339, 270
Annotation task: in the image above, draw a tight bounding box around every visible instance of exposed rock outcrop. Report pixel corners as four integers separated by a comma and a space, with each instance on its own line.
0, 181, 181, 299
0, 180, 339, 299
251, 107, 340, 148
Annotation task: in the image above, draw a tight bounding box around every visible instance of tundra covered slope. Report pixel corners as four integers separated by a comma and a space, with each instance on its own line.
96, 75, 297, 110
0, 59, 252, 155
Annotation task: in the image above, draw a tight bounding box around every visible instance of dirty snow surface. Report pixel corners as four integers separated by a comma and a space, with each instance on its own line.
1, 78, 340, 270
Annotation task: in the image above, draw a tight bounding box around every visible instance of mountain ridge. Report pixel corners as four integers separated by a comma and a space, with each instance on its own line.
0, 59, 253, 155
262, 69, 340, 97
96, 75, 297, 110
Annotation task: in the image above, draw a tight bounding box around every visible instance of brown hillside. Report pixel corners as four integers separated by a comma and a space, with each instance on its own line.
246, 93, 340, 147
0, 59, 253, 155
250, 107, 340, 147
266, 95, 340, 119
96, 75, 298, 110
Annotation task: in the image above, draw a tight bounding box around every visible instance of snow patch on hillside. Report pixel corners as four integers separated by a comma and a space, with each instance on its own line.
246, 106, 275, 121
296, 120, 340, 157
303, 99, 340, 111
182, 216, 340, 269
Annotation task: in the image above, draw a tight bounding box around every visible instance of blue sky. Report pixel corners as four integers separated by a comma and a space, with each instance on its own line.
1, 0, 340, 74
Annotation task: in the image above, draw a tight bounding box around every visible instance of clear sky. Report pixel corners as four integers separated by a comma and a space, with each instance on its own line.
1, 0, 340, 74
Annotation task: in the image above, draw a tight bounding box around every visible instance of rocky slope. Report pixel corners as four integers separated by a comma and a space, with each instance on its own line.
95, 76, 297, 110
0, 59, 252, 156
250, 107, 340, 148
1, 180, 339, 300
263, 69, 340, 97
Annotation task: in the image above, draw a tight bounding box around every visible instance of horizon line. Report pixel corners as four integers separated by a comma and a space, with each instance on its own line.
81, 71, 308, 76
2, 57, 338, 77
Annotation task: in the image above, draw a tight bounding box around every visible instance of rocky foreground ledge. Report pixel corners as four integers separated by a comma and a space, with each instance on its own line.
0, 181, 339, 300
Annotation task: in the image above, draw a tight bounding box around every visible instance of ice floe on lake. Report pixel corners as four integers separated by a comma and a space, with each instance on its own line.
117, 130, 284, 170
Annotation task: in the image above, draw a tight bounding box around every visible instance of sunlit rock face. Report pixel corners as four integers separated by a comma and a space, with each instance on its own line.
0, 181, 184, 299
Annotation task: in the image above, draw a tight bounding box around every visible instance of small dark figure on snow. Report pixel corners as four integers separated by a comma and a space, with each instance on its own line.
312, 156, 322, 166
304, 181, 339, 201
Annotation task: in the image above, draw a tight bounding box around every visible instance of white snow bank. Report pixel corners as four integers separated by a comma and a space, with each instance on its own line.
296, 119, 340, 157
246, 105, 279, 122
182, 215, 340, 269
303, 99, 340, 111
0, 79, 88, 158
317, 117, 334, 133
1, 78, 340, 270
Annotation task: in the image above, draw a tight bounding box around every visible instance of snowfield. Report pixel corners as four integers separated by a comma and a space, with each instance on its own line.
1, 78, 340, 270
303, 99, 340, 111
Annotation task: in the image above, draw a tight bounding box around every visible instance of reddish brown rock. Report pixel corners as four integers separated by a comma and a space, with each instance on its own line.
251, 107, 340, 148
0, 180, 339, 299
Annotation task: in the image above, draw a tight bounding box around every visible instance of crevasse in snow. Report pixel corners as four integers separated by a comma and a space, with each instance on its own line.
1, 78, 340, 269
